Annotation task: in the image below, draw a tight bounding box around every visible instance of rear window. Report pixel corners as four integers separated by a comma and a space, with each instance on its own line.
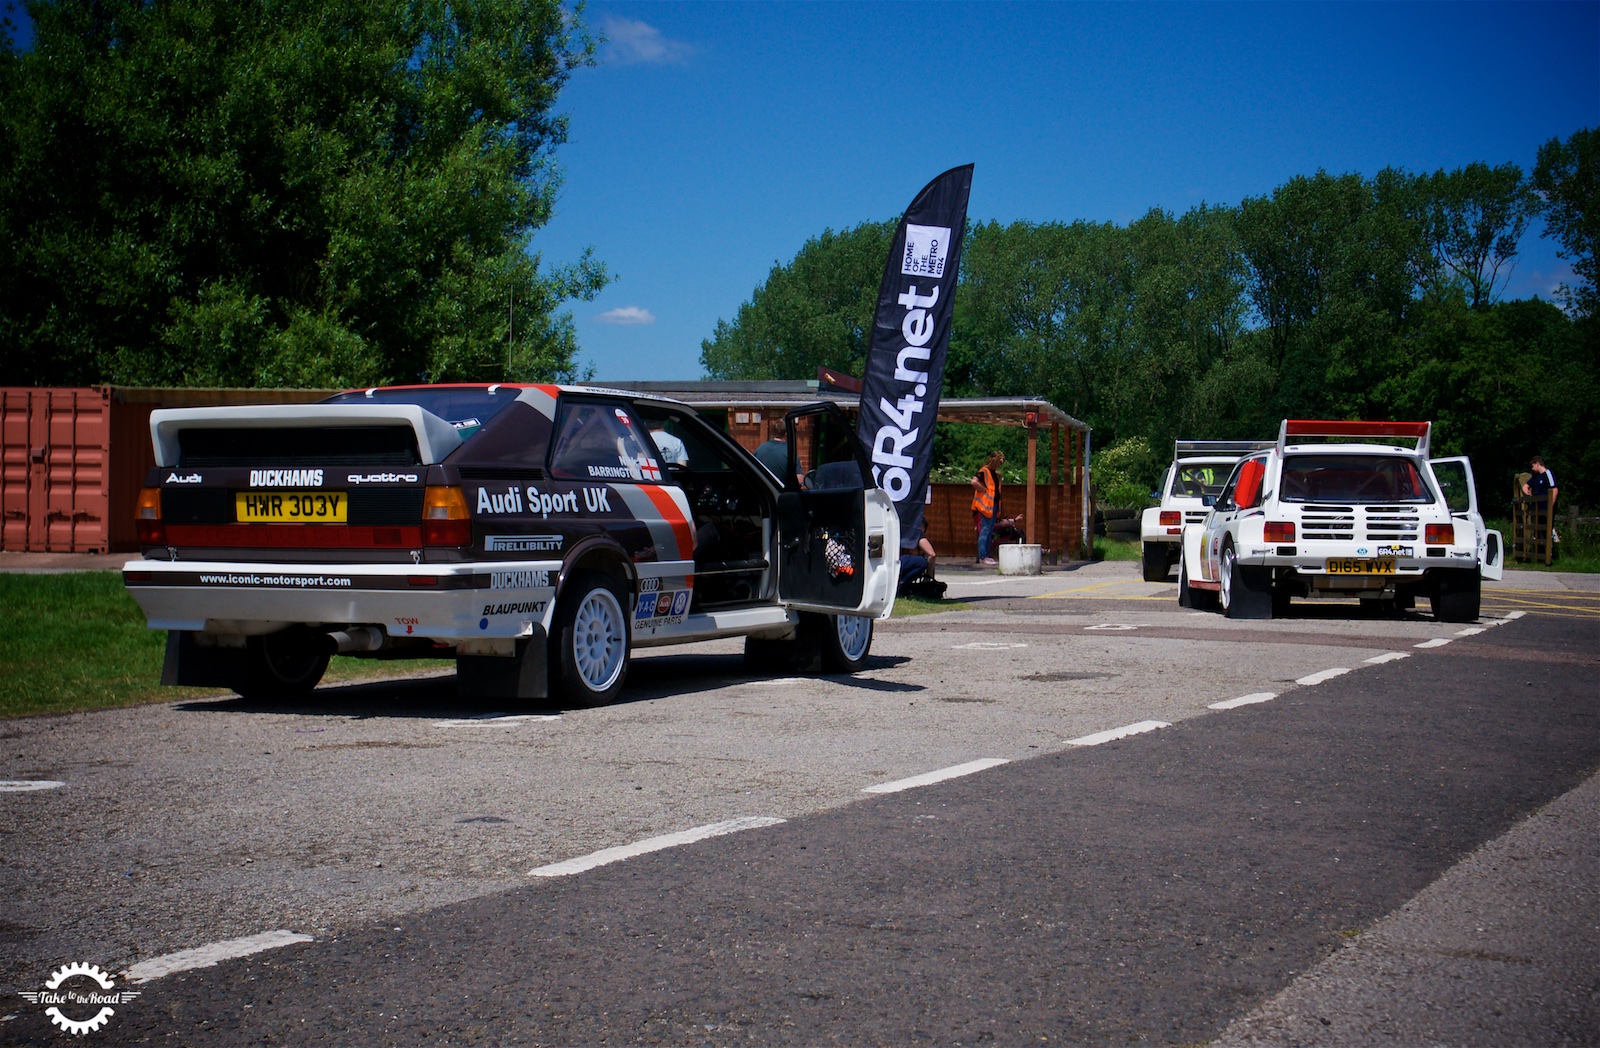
1169, 462, 1232, 499
323, 387, 522, 439
1279, 454, 1434, 504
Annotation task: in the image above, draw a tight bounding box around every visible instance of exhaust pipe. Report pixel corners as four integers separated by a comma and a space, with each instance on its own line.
324, 625, 386, 654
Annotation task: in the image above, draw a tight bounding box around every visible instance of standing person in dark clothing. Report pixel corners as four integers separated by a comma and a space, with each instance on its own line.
1523, 456, 1561, 546
1523, 456, 1559, 505
755, 432, 790, 483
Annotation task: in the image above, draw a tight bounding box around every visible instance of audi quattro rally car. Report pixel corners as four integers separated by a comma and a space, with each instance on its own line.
122, 385, 899, 706
1139, 440, 1274, 582
1176, 420, 1504, 622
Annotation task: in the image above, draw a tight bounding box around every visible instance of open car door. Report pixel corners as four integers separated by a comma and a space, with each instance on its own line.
774, 403, 899, 617
1431, 456, 1504, 581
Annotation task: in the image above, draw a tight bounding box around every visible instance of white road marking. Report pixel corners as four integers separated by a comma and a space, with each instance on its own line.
528, 817, 786, 877
1455, 627, 1486, 637
126, 930, 313, 984
1065, 720, 1170, 746
1504, 610, 1526, 619
0, 780, 65, 792
433, 714, 560, 727
1295, 668, 1352, 685
953, 642, 1027, 650
1084, 623, 1142, 631
1415, 638, 1453, 649
862, 758, 1011, 794
1364, 652, 1410, 665
1209, 692, 1277, 710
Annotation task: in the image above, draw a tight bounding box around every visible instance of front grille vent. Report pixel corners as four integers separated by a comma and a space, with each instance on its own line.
1299, 504, 1421, 543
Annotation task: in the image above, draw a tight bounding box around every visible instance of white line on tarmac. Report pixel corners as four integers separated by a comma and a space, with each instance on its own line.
1364, 652, 1410, 664
433, 714, 561, 727
952, 642, 1027, 650
1296, 668, 1352, 685
126, 930, 313, 984
862, 758, 1011, 794
528, 817, 786, 877
1209, 692, 1277, 710
1505, 611, 1526, 619
1415, 638, 1453, 649
0, 780, 65, 792
1065, 720, 1170, 746
1455, 627, 1486, 636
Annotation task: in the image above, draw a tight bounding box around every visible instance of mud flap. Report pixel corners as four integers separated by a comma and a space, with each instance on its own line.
162, 631, 245, 688
455, 628, 549, 701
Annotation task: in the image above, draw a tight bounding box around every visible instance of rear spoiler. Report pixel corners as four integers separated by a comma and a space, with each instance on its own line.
148, 404, 465, 467
1276, 419, 1430, 459
1173, 440, 1276, 459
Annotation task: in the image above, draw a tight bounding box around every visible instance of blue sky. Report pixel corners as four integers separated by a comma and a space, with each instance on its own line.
6, 2, 1597, 381
539, 1, 1598, 380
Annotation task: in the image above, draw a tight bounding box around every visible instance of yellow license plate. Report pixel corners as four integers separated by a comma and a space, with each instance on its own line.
1326, 558, 1395, 574
235, 491, 347, 523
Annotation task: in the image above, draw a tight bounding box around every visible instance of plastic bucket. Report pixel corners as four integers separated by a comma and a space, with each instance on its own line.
998, 543, 1043, 575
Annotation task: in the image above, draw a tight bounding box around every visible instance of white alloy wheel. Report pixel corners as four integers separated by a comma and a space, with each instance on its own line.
835, 614, 872, 663
571, 586, 626, 693
1219, 543, 1236, 612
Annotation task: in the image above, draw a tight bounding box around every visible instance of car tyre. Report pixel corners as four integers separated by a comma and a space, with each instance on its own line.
1220, 542, 1273, 620
237, 626, 330, 702
808, 612, 873, 673
1141, 542, 1170, 582
549, 571, 630, 707
1431, 569, 1481, 623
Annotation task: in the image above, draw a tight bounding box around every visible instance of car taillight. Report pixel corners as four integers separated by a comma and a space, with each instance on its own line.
421, 486, 472, 546
135, 487, 164, 545
1159, 511, 1181, 526
1426, 523, 1454, 545
1264, 521, 1295, 543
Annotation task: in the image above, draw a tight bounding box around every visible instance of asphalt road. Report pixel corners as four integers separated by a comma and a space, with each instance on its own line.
2, 562, 1596, 1045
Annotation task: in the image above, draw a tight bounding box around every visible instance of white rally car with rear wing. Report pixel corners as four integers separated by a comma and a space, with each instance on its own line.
1139, 440, 1274, 582
123, 385, 898, 706
1177, 420, 1503, 621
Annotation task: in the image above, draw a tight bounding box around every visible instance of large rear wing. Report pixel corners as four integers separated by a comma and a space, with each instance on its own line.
1173, 439, 1275, 460
149, 404, 466, 467
1276, 419, 1430, 459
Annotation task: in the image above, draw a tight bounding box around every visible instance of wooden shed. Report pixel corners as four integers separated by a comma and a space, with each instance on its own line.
607, 379, 1092, 561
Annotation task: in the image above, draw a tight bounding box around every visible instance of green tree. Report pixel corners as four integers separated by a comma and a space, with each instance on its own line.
699, 220, 895, 380
1, 0, 607, 388
1236, 169, 1428, 423
1532, 127, 1598, 318
1419, 162, 1534, 311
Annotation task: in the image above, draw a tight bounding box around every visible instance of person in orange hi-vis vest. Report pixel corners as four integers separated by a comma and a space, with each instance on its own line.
971, 450, 1005, 564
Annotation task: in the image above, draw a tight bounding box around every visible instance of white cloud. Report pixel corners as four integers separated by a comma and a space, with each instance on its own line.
601, 17, 693, 66
595, 306, 656, 326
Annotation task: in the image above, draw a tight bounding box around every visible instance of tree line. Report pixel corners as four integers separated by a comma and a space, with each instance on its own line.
703, 136, 1598, 510
1, 0, 608, 389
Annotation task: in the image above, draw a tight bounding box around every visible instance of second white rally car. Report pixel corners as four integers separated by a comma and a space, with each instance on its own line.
1177, 420, 1503, 622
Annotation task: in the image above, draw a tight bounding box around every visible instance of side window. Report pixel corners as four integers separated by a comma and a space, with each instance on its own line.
548, 400, 663, 483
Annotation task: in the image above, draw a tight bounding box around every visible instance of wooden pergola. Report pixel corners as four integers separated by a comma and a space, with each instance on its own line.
607, 379, 1093, 559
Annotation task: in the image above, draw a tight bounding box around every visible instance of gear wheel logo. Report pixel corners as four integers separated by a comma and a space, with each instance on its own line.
17, 961, 141, 1036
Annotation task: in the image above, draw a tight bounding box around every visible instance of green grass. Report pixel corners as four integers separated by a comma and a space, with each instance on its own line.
1486, 517, 1600, 574
1089, 537, 1143, 562
0, 573, 439, 719
890, 593, 970, 616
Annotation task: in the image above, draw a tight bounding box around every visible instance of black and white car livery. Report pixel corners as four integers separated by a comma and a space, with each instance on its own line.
123, 384, 899, 705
